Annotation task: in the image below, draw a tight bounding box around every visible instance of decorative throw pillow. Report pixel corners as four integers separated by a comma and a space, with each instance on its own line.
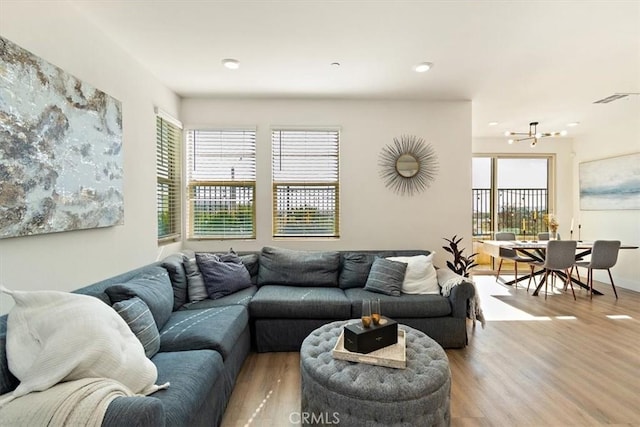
387, 253, 439, 294
0, 286, 160, 400
183, 255, 208, 303
196, 252, 252, 299
112, 297, 161, 358
364, 257, 407, 297
339, 252, 376, 289
257, 246, 340, 287
105, 269, 174, 330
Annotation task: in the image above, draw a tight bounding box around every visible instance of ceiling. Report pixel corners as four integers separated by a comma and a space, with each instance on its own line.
71, 0, 640, 139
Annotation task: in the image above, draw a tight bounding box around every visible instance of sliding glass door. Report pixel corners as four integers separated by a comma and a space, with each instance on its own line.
472, 155, 554, 271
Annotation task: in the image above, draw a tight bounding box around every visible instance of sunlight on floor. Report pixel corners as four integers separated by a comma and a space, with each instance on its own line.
606, 314, 633, 320
473, 275, 553, 321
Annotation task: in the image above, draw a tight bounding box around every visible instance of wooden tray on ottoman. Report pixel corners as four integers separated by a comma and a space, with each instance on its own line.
332, 328, 406, 369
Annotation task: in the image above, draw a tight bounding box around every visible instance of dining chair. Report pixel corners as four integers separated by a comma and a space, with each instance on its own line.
528, 240, 577, 299
495, 232, 534, 287
537, 232, 561, 240
574, 240, 621, 299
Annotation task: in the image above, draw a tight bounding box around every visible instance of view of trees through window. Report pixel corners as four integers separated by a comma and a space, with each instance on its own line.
473, 156, 551, 239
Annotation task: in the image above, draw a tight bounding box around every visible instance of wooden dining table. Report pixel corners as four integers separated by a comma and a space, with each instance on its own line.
482, 240, 638, 296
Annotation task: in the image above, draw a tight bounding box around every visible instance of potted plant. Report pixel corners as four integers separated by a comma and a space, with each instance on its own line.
442, 235, 478, 277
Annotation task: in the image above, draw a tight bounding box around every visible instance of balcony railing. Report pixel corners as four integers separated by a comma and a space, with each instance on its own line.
473, 188, 549, 238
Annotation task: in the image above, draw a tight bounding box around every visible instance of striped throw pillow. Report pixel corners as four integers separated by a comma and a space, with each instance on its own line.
113, 297, 160, 358
364, 257, 407, 297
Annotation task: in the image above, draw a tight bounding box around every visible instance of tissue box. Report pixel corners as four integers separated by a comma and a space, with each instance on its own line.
343, 317, 398, 354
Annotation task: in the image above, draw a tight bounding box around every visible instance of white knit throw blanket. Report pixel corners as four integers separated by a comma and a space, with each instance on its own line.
437, 269, 486, 328
0, 377, 168, 427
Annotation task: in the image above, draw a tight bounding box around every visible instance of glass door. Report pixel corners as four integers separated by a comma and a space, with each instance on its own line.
472, 155, 553, 272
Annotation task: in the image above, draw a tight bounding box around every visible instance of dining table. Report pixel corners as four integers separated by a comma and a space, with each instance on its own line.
482, 240, 638, 297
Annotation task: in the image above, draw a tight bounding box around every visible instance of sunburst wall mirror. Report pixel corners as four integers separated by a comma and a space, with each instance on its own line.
378, 135, 438, 196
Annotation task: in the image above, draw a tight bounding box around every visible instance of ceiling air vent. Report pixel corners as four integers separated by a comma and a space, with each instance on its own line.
593, 93, 640, 104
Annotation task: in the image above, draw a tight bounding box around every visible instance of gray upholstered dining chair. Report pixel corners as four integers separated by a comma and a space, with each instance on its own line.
495, 232, 534, 287
574, 240, 621, 299
537, 232, 561, 240
528, 240, 577, 299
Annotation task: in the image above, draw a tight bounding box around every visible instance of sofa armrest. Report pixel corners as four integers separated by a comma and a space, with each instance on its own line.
445, 281, 475, 319
103, 396, 165, 427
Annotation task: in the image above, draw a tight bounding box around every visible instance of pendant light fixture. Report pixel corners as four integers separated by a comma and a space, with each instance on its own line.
505, 121, 567, 147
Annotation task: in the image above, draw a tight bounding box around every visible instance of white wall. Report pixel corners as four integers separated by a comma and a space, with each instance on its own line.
572, 110, 640, 291
0, 1, 180, 313
181, 99, 472, 267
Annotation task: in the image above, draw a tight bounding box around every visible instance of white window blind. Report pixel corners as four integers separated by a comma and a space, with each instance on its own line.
156, 116, 182, 242
187, 129, 256, 239
272, 129, 340, 237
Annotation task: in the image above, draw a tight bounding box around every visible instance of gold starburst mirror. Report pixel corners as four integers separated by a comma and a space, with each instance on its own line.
378, 135, 438, 196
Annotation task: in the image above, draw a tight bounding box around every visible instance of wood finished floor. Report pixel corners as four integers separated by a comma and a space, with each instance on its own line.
221, 275, 640, 427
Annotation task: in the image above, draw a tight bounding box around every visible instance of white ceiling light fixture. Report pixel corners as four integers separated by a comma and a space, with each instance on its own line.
488, 122, 499, 126
414, 62, 433, 73
504, 121, 566, 147
567, 122, 580, 127
222, 58, 240, 70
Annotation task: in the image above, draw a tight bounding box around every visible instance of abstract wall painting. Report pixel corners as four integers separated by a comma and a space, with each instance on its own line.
0, 36, 123, 239
579, 152, 640, 210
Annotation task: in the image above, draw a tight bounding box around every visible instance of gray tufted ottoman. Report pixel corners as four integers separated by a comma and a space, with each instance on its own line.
300, 320, 451, 427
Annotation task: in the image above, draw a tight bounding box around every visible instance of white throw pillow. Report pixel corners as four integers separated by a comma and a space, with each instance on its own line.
387, 253, 440, 294
1, 286, 160, 399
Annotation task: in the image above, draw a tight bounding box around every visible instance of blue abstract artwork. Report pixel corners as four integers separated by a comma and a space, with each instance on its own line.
579, 153, 640, 210
0, 36, 123, 239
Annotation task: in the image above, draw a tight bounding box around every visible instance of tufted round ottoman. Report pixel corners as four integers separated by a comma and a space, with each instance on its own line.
300, 320, 451, 427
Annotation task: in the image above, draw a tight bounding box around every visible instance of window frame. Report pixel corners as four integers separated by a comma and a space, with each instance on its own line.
271, 128, 340, 239
156, 111, 182, 244
186, 128, 257, 240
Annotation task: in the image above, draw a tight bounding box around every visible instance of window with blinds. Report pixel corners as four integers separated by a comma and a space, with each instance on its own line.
272, 129, 340, 237
156, 116, 182, 243
186, 129, 256, 239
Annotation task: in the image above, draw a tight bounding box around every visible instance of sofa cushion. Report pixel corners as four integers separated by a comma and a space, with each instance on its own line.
161, 253, 189, 310
345, 288, 452, 318
257, 246, 340, 287
112, 297, 161, 358
180, 285, 258, 310
250, 286, 351, 319
105, 269, 174, 330
196, 253, 252, 299
239, 253, 260, 284
159, 305, 248, 360
364, 257, 407, 297
183, 254, 208, 303
151, 349, 223, 427
387, 253, 439, 295
339, 252, 376, 289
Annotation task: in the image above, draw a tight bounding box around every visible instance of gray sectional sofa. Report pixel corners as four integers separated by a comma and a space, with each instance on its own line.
0, 247, 475, 426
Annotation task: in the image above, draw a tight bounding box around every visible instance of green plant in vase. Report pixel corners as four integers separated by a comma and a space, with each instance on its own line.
442, 235, 478, 277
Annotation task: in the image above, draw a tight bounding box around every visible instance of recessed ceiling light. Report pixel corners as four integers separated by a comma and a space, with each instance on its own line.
488, 122, 499, 126
414, 62, 433, 73
331, 62, 341, 67
567, 122, 580, 127
222, 58, 239, 70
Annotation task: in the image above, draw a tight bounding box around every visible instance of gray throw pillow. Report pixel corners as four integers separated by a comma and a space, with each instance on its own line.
257, 246, 340, 287
105, 269, 174, 330
339, 252, 376, 289
364, 257, 407, 297
196, 253, 252, 299
112, 297, 160, 358
183, 255, 208, 302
